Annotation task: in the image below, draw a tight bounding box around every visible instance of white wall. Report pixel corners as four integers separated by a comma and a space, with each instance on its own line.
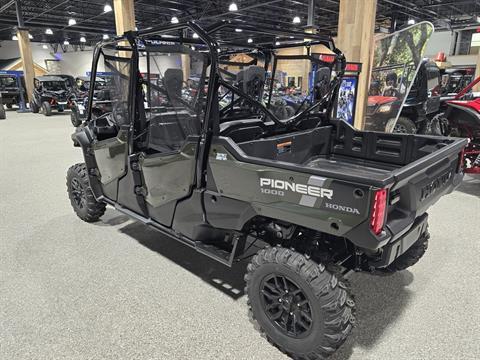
0, 40, 96, 75
424, 31, 454, 58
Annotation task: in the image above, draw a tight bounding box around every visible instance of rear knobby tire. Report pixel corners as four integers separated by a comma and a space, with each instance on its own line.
30, 101, 39, 113
386, 116, 417, 134
377, 232, 429, 274
71, 109, 82, 127
245, 247, 355, 360
66, 163, 106, 222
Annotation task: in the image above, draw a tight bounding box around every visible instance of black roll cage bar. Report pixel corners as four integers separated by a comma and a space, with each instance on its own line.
86, 19, 346, 129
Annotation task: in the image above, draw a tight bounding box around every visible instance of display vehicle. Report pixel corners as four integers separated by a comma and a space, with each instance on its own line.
433, 76, 480, 174
0, 94, 5, 119
71, 76, 112, 126
30, 75, 75, 116
0, 73, 24, 109
366, 60, 442, 134
66, 21, 467, 359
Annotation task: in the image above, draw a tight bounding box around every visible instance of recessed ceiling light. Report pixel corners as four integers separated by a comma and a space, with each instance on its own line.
171, 16, 179, 24
235, 28, 242, 32
293, 16, 301, 24
80, 36, 86, 43
103, 34, 109, 40
191, 46, 196, 51
64, 40, 70, 45
407, 18, 416, 25
42, 44, 48, 49
45, 28, 53, 35
193, 32, 199, 39
247, 38, 253, 43
104, 4, 112, 13
12, 35, 18, 41
68, 18, 76, 26
28, 34, 33, 39
275, 41, 280, 46
229, 2, 238, 11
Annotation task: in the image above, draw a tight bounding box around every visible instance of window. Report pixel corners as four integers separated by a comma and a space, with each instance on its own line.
139, 42, 209, 153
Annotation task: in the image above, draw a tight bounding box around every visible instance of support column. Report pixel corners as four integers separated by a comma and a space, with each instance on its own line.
16, 28, 34, 104
113, 0, 135, 60
337, 0, 377, 129
113, 0, 135, 35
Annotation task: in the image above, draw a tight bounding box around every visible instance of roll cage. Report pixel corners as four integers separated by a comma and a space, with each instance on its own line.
85, 20, 346, 136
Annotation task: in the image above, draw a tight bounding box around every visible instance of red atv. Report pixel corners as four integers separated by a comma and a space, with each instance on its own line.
435, 76, 480, 174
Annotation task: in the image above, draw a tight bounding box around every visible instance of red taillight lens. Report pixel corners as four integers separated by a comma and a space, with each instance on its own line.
370, 189, 388, 235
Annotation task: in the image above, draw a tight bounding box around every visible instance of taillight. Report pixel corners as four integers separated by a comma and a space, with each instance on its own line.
370, 189, 388, 235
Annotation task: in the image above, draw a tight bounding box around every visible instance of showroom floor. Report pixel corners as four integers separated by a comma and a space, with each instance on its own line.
1, 110, 479, 360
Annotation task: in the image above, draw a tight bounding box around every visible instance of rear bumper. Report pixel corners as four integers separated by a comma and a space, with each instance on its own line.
370, 213, 429, 268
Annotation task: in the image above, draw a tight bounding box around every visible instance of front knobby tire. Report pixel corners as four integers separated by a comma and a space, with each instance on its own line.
66, 163, 106, 222
245, 247, 355, 360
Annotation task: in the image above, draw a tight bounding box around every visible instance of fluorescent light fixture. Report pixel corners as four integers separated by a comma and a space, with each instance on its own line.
45, 28, 53, 35
135, 26, 138, 31
293, 16, 301, 24
275, 41, 280, 46
42, 44, 48, 49
80, 36, 86, 43
64, 40, 70, 45
103, 34, 109, 40
28, 34, 33, 39
104, 4, 112, 13
407, 18, 416, 25
68, 18, 76, 26
12, 35, 18, 41
229, 2, 238, 11
193, 32, 199, 38
235, 28, 242, 32
247, 38, 253, 43
171, 16, 179, 24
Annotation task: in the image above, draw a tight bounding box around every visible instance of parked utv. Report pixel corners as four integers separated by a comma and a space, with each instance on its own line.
30, 75, 75, 116
366, 60, 441, 134
432, 76, 480, 174
0, 94, 5, 119
70, 77, 112, 126
0, 73, 24, 109
66, 21, 467, 359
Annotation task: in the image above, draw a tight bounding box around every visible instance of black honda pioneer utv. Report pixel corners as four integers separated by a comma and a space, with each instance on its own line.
30, 75, 75, 116
66, 21, 466, 359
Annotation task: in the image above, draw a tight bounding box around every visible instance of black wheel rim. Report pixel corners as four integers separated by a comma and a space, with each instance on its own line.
260, 274, 313, 338
70, 178, 86, 209
394, 123, 408, 133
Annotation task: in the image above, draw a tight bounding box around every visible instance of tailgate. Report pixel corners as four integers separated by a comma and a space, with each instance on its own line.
386, 137, 466, 235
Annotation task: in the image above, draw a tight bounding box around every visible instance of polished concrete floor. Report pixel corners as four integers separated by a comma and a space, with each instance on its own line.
1, 110, 479, 360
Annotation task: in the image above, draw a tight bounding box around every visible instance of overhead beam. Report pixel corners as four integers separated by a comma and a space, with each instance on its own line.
337, 0, 377, 129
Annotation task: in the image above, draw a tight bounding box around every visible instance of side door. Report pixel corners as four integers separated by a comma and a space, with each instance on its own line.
90, 50, 133, 202
134, 47, 208, 226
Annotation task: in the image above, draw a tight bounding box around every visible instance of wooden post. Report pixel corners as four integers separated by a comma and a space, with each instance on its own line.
337, 0, 377, 129
113, 0, 135, 59
475, 55, 480, 92
113, 0, 135, 35
16, 28, 35, 103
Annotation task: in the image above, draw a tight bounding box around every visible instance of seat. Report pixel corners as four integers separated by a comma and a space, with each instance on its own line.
219, 118, 266, 143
